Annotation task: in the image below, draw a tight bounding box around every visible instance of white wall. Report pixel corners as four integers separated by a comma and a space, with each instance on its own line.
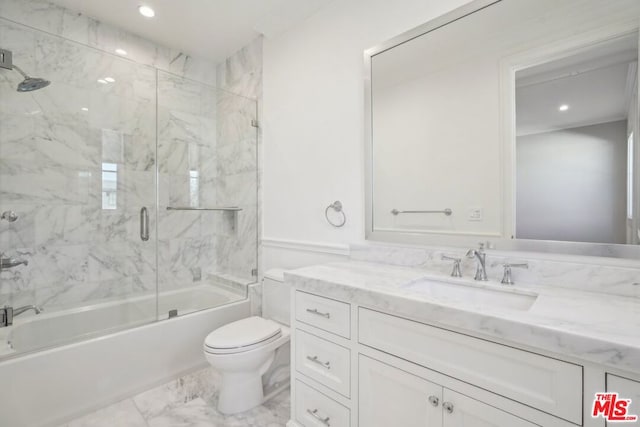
261, 0, 473, 271
516, 120, 628, 244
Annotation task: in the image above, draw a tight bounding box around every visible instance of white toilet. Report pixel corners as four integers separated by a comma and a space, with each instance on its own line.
203, 269, 291, 415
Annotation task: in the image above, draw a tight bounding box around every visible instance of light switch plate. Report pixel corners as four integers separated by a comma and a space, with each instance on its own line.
468, 207, 483, 221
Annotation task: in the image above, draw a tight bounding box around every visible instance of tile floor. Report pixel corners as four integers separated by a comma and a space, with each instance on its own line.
58, 367, 290, 427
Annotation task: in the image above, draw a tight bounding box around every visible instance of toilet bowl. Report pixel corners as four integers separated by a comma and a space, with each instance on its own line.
203, 270, 291, 414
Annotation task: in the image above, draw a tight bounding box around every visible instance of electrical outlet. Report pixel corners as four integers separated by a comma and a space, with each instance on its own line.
468, 207, 483, 221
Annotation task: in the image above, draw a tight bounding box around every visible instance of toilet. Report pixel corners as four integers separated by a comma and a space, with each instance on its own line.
203, 269, 291, 415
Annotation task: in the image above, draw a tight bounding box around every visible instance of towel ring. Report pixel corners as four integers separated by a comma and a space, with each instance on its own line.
325, 201, 346, 228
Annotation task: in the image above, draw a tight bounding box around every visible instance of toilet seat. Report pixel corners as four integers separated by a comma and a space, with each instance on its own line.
204, 316, 282, 355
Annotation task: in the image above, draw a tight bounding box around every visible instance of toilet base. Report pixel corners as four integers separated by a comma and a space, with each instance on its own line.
217, 370, 266, 414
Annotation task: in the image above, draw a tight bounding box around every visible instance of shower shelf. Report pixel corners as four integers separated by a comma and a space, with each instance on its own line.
166, 207, 242, 212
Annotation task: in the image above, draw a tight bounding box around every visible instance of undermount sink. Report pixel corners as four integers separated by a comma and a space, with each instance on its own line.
400, 278, 538, 311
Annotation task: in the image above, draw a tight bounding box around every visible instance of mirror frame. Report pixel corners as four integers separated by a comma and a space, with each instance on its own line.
364, 0, 640, 260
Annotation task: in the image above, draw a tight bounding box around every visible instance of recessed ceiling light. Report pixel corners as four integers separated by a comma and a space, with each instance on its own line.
81, 107, 89, 112
138, 5, 155, 18
559, 104, 569, 112
97, 79, 107, 84
104, 77, 116, 83
115, 48, 127, 56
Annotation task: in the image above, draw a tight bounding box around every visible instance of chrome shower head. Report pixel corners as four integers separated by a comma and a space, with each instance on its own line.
12, 64, 50, 92
17, 76, 50, 92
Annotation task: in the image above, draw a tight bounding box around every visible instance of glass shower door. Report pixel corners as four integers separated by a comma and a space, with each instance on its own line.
156, 71, 258, 318
0, 19, 158, 358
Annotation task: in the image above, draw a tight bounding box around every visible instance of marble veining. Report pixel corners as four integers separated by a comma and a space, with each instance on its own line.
0, 0, 262, 318
350, 242, 640, 298
58, 367, 290, 427
286, 260, 640, 372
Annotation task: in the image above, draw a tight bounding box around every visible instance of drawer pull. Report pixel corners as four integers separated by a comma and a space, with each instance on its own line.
307, 408, 331, 426
443, 401, 454, 414
428, 395, 439, 407
306, 308, 331, 319
306, 355, 331, 370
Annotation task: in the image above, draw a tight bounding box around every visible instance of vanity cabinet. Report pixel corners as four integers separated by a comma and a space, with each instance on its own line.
289, 289, 609, 427
360, 354, 537, 427
360, 353, 542, 427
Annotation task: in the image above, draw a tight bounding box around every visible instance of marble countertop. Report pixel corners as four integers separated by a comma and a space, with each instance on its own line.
285, 261, 640, 373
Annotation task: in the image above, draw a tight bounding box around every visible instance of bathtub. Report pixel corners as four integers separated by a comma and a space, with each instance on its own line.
2, 285, 245, 355
0, 284, 252, 427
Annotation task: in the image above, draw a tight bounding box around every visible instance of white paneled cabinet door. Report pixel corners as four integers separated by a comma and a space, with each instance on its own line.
441, 390, 536, 427
606, 374, 640, 426
359, 356, 443, 427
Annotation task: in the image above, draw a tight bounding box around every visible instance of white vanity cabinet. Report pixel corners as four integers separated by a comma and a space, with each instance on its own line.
289, 288, 632, 427
359, 355, 443, 427
359, 355, 538, 427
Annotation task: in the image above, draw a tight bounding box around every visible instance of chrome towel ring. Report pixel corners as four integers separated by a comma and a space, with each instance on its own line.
325, 201, 346, 228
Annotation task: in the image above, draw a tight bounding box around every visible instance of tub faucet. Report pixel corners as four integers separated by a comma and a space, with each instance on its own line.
14, 305, 42, 316
466, 243, 488, 281
0, 305, 43, 327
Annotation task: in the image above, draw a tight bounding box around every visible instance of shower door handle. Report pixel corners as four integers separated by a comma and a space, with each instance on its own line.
140, 207, 150, 241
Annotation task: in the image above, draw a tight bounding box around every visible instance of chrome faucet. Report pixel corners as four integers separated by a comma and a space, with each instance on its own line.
0, 254, 28, 270
466, 243, 488, 281
14, 305, 42, 316
500, 262, 529, 285
0, 305, 43, 327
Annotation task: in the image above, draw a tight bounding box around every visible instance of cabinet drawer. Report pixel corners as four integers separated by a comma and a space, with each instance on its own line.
295, 380, 350, 427
295, 291, 350, 338
359, 308, 583, 424
296, 330, 350, 397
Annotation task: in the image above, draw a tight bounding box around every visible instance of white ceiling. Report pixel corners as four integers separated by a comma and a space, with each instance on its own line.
49, 0, 330, 62
516, 35, 638, 136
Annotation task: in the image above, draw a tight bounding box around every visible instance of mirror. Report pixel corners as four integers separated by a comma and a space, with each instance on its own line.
365, 0, 640, 257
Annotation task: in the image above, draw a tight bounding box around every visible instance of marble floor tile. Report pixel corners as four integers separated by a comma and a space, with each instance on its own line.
60, 367, 291, 427
64, 399, 148, 427
132, 368, 221, 419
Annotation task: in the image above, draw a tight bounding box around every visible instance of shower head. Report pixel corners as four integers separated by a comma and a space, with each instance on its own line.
12, 64, 50, 92
17, 76, 50, 92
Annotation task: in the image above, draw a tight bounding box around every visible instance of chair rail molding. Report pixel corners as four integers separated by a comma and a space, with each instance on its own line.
262, 238, 350, 256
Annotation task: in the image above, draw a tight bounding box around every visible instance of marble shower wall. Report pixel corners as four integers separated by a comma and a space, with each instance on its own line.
215, 37, 262, 281
156, 71, 258, 289
0, 0, 259, 311
0, 0, 217, 85
0, 18, 158, 310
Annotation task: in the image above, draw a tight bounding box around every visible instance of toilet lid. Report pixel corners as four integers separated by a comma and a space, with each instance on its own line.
204, 316, 282, 351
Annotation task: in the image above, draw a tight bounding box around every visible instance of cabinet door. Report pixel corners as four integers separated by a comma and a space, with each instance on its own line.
442, 389, 537, 427
359, 355, 442, 427
606, 374, 640, 426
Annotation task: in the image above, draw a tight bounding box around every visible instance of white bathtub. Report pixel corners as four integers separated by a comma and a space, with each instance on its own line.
0, 285, 252, 427
2, 285, 244, 355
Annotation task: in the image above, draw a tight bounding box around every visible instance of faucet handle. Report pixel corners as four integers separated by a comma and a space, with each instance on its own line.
501, 262, 528, 285
441, 255, 462, 277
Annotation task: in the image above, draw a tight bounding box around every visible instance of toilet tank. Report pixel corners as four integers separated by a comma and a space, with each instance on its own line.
262, 269, 290, 326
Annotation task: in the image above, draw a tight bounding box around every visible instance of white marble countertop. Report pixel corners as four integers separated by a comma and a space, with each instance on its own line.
285, 261, 640, 373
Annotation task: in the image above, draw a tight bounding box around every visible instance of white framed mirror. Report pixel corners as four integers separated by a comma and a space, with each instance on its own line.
365, 0, 640, 258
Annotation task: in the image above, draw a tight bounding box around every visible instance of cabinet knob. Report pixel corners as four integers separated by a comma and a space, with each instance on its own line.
428, 395, 439, 407
443, 401, 454, 414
